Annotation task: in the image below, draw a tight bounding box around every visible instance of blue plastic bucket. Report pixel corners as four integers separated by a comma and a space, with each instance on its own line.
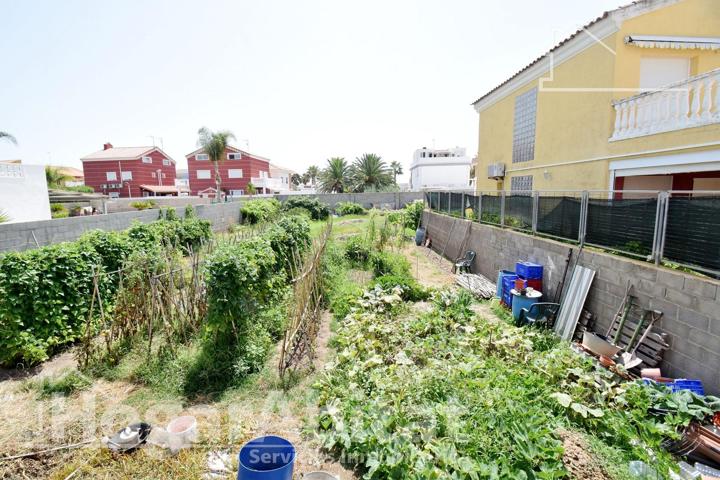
496, 270, 515, 298
238, 435, 295, 480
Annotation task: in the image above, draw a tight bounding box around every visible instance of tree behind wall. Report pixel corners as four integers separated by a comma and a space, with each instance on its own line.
45, 166, 72, 189
306, 165, 320, 186
197, 127, 236, 202
390, 161, 403, 184
318, 157, 349, 193
350, 153, 392, 192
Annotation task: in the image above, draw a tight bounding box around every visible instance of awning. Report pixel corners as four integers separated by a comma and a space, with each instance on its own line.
625, 35, 720, 51
139, 184, 189, 194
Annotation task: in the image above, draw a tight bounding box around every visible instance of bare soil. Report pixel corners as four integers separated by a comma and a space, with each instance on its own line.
557, 430, 613, 480
401, 244, 456, 289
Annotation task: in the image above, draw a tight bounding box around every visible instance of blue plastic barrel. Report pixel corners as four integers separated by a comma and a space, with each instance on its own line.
238, 436, 295, 480
415, 227, 426, 246
511, 289, 542, 322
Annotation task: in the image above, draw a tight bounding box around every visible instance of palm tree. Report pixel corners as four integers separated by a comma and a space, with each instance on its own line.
45, 166, 72, 189
246, 182, 256, 196
350, 153, 392, 192
318, 157, 349, 193
390, 161, 403, 184
0, 132, 17, 145
301, 172, 310, 185
290, 173, 302, 188
305, 165, 320, 185
197, 127, 236, 202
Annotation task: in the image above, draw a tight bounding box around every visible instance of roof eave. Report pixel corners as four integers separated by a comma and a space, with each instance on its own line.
470, 0, 683, 113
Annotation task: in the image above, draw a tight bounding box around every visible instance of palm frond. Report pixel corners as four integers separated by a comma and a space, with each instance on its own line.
350, 153, 392, 192
318, 157, 349, 193
0, 131, 17, 145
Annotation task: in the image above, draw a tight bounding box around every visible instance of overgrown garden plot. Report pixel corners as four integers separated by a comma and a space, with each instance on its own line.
1, 199, 711, 479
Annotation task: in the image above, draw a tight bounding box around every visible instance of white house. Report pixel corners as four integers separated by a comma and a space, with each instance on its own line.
0, 161, 51, 223
409, 147, 472, 191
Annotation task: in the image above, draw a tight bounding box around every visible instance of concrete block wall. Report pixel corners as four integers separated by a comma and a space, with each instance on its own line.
0, 193, 422, 253
423, 211, 720, 394
104, 192, 424, 213
105, 196, 213, 214
0, 202, 242, 252
276, 192, 423, 210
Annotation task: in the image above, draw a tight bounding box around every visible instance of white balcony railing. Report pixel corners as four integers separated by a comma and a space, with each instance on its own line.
610, 68, 720, 141
0, 164, 24, 178
251, 177, 285, 192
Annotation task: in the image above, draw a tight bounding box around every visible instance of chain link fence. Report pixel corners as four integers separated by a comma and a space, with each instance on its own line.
424, 190, 720, 277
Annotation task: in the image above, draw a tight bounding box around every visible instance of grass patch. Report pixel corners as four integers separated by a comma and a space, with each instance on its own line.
24, 369, 93, 397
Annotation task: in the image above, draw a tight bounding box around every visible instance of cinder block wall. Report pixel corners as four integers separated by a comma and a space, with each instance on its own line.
276, 192, 423, 209
0, 193, 424, 253
0, 202, 243, 252
423, 211, 720, 394
105, 196, 213, 213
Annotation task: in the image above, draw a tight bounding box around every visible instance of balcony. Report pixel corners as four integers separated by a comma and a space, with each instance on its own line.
610, 68, 720, 141
0, 163, 24, 178
251, 177, 285, 192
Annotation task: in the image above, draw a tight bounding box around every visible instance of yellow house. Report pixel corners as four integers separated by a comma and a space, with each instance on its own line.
473, 0, 720, 194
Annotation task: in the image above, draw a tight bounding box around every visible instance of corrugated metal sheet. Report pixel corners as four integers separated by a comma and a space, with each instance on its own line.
554, 266, 596, 341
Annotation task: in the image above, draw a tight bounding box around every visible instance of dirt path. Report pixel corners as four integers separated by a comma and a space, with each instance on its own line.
242, 312, 357, 479
402, 244, 456, 289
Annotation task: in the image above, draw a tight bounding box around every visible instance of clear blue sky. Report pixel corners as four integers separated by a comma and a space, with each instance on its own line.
0, 0, 622, 180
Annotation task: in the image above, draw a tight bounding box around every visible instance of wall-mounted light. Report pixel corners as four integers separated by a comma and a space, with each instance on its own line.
543, 169, 551, 180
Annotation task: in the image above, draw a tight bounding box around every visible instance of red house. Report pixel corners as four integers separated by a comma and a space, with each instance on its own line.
81, 143, 178, 198
186, 145, 272, 197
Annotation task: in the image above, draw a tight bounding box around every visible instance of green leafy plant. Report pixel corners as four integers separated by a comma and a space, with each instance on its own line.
344, 235, 371, 265
335, 201, 366, 216
50, 203, 69, 219
0, 243, 109, 365
265, 215, 312, 276
130, 200, 157, 211
184, 204, 196, 219
403, 200, 424, 229
314, 280, 680, 478
241, 198, 281, 224
282, 197, 330, 220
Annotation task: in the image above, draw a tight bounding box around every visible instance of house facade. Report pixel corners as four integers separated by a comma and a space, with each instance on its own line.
56, 166, 84, 187
0, 161, 51, 223
186, 146, 272, 196
81, 143, 178, 198
410, 147, 472, 191
473, 0, 720, 195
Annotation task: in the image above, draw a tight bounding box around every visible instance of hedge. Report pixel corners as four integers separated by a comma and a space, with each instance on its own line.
335, 201, 365, 216
202, 215, 312, 380
240, 199, 281, 224
0, 216, 212, 366
0, 243, 109, 365
265, 215, 312, 276
282, 197, 329, 220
